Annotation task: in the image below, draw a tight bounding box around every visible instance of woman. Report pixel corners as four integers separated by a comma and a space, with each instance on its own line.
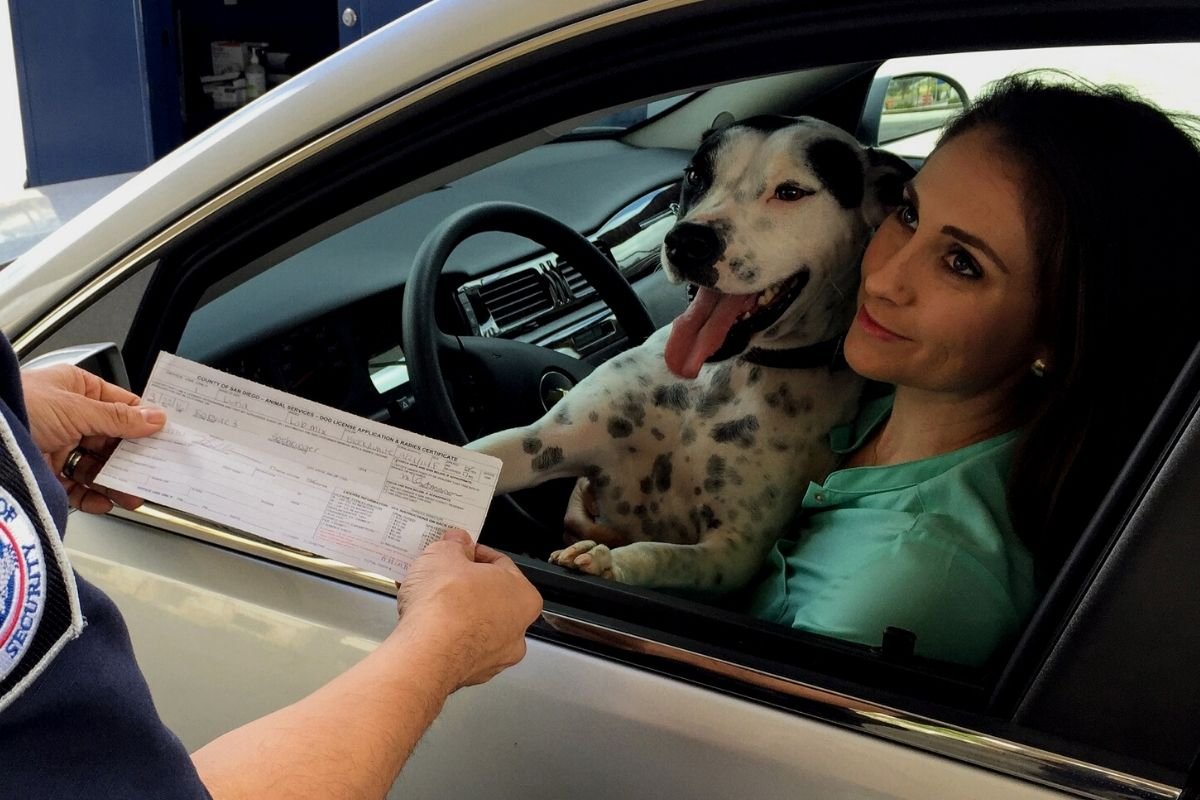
566, 75, 1200, 667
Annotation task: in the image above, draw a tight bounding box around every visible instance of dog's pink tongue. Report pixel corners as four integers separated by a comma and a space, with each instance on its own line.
665, 288, 758, 378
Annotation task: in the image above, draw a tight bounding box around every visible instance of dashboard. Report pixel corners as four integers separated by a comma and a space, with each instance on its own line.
177, 138, 692, 428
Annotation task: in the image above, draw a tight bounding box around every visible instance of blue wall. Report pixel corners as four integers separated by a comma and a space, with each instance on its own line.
9, 0, 428, 187
9, 0, 158, 185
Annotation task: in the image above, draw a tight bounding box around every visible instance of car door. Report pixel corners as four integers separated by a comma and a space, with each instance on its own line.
12, 1, 1200, 798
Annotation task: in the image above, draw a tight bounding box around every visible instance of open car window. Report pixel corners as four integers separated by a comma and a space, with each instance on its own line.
165, 45, 1182, 686
170, 60, 1014, 696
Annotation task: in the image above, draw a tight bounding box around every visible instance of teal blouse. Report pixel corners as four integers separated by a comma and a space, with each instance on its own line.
743, 395, 1037, 667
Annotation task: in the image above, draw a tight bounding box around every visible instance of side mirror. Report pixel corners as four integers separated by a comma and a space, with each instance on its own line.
857, 72, 968, 152
20, 342, 131, 390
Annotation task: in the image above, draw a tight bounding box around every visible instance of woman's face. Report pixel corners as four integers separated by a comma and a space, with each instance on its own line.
844, 127, 1045, 399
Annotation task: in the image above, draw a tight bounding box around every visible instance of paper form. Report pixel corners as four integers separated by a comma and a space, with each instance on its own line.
96, 352, 501, 581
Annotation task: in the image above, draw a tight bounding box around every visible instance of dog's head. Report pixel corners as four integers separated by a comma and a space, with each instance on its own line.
661, 115, 913, 378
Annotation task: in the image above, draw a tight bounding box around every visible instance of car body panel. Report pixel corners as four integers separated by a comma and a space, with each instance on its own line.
4, 0, 1198, 796
64, 511, 1075, 799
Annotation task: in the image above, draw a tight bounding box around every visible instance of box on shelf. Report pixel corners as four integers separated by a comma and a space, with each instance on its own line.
201, 73, 247, 110
210, 40, 270, 76
210, 41, 247, 75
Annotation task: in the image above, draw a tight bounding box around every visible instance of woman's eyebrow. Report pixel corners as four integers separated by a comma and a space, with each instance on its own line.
906, 182, 1009, 274
943, 225, 1010, 275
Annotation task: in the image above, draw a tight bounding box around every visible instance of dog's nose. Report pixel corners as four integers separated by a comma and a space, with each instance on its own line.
664, 223, 722, 283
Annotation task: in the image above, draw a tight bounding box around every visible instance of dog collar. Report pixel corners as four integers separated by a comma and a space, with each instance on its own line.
742, 338, 848, 371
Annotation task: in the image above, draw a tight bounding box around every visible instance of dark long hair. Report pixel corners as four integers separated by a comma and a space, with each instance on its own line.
939, 74, 1200, 585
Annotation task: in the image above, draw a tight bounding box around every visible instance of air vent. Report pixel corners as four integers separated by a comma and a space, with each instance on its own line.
558, 263, 592, 299
478, 268, 554, 329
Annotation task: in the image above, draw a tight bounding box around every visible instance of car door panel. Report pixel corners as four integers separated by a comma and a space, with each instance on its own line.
66, 511, 1079, 799
64, 513, 394, 750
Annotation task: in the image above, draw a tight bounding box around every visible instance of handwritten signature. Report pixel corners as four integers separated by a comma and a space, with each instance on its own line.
269, 434, 320, 455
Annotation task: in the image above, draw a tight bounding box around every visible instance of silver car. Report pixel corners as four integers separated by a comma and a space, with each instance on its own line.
7, 1, 1200, 797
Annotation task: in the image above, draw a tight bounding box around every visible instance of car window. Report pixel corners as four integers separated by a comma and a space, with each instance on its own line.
170, 44, 1191, 673
146, 35, 1192, 735
172, 57, 1026, 685
876, 42, 1200, 158
45, 16, 1197, 787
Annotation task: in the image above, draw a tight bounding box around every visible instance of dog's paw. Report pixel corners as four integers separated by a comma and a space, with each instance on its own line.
549, 540, 617, 579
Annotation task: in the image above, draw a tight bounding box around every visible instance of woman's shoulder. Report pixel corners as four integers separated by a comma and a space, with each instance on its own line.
901, 503, 1038, 620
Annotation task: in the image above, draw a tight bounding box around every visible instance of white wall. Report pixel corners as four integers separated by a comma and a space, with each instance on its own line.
0, 3, 27, 197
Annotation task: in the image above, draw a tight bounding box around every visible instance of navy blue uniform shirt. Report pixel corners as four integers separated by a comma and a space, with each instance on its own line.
0, 339, 210, 799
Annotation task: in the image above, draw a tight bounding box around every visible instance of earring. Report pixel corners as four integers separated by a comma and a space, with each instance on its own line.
1031, 358, 1048, 378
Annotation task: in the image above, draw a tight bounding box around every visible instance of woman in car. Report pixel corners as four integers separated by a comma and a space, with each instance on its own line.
567, 75, 1200, 666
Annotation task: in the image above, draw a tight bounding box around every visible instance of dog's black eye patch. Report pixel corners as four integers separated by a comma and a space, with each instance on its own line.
867, 148, 916, 207
678, 162, 713, 214
677, 131, 730, 212
805, 138, 865, 209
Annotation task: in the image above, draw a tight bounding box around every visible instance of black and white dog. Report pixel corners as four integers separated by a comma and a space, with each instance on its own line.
469, 115, 911, 592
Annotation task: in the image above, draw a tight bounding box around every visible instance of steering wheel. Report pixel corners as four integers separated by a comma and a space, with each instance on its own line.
401, 202, 657, 540
403, 202, 657, 443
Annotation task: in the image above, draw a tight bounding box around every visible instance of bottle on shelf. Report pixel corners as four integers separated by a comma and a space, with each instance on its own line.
244, 47, 267, 101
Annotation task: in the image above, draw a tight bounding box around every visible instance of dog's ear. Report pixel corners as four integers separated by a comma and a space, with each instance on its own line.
862, 148, 916, 227
701, 111, 736, 143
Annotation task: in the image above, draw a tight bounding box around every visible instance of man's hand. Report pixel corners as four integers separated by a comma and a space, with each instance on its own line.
20, 364, 165, 513
395, 529, 542, 692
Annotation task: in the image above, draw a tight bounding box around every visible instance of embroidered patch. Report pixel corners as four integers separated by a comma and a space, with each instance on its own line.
0, 410, 81, 714
0, 492, 46, 682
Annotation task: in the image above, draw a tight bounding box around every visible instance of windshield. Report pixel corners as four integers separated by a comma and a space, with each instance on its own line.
570, 93, 695, 134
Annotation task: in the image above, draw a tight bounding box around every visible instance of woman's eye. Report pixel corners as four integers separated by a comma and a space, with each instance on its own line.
684, 167, 703, 187
946, 249, 983, 280
895, 202, 918, 228
774, 182, 813, 201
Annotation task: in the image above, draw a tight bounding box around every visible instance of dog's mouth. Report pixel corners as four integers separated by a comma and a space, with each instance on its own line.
665, 271, 809, 379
